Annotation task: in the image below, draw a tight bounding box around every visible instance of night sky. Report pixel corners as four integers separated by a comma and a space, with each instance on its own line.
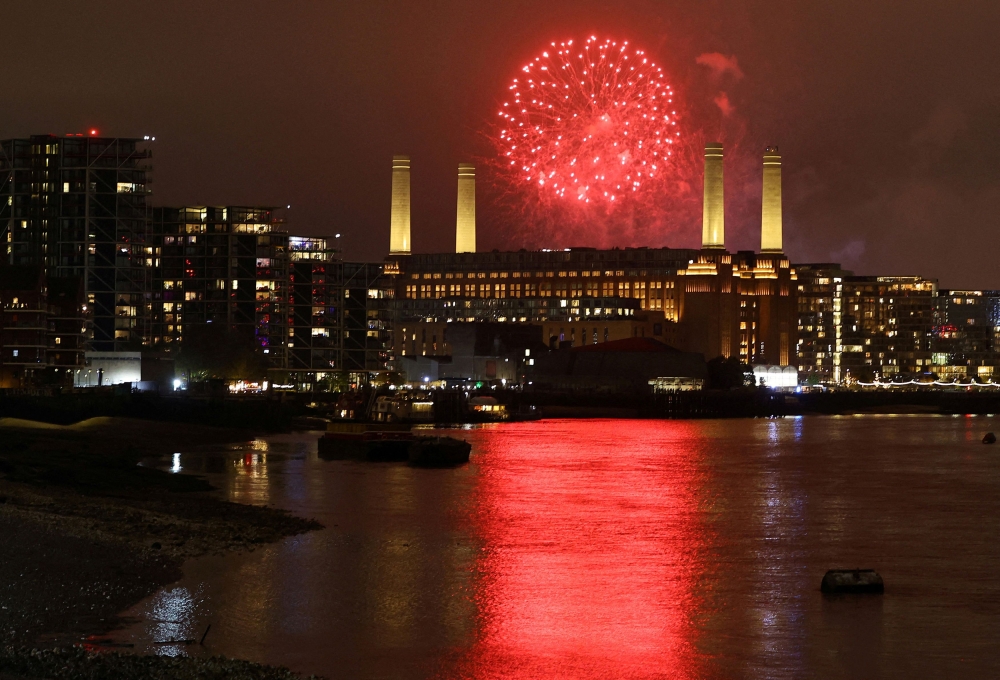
5, 1, 998, 287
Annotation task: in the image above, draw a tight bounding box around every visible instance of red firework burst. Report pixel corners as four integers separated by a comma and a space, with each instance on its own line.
496, 37, 680, 208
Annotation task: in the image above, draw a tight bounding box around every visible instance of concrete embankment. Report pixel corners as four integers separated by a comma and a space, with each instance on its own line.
521, 389, 1000, 419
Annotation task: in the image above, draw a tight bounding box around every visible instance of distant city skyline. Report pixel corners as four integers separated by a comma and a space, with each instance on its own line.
3, 1, 998, 288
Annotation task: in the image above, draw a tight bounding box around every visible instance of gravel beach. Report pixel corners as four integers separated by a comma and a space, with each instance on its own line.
0, 647, 319, 679
0, 417, 322, 679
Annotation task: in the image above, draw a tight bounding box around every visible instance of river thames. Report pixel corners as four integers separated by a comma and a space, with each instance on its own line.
116, 416, 1000, 679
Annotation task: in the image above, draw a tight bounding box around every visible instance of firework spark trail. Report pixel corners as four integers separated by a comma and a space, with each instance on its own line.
483, 36, 717, 249
497, 37, 680, 207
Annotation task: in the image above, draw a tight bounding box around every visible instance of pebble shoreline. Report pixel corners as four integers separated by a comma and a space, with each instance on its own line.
0, 418, 323, 679
0, 647, 320, 680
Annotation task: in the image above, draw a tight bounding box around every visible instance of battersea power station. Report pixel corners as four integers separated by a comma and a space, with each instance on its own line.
384, 144, 798, 382
6, 132, 1000, 391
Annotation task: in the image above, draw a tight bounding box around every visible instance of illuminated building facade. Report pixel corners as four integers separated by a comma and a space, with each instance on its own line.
795, 266, 942, 382
149, 209, 394, 383
387, 247, 797, 366
392, 248, 688, 319
0, 134, 151, 350
389, 156, 411, 254
795, 263, 851, 383
339, 261, 393, 375
0, 266, 48, 387
394, 298, 667, 356
397, 322, 547, 383
288, 236, 340, 377
149, 206, 289, 365
286, 239, 397, 384
760, 147, 783, 252
701, 143, 725, 249
843, 276, 938, 380
932, 290, 1000, 380
455, 164, 476, 253
46, 276, 87, 375
0, 266, 85, 388
386, 143, 799, 371
797, 270, 1000, 384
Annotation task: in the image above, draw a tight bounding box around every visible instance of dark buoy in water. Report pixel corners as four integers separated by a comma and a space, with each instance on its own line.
984, 432, 996, 444
821, 569, 884, 594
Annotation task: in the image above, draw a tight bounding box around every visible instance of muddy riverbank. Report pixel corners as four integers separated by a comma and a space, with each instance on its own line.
0, 417, 321, 678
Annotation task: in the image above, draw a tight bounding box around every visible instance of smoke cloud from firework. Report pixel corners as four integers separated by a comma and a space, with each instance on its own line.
483, 37, 758, 251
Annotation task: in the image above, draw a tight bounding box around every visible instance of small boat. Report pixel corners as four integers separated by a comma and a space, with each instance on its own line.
317, 422, 414, 462
468, 395, 509, 422
371, 394, 435, 423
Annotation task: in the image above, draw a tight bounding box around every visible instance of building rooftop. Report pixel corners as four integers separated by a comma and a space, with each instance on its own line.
572, 337, 681, 354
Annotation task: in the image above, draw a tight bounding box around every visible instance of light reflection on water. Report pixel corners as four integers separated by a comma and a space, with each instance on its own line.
116, 417, 1000, 678
144, 585, 202, 655
447, 420, 706, 679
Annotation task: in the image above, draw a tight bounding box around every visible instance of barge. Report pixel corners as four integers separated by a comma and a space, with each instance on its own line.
318, 421, 471, 466
317, 422, 415, 461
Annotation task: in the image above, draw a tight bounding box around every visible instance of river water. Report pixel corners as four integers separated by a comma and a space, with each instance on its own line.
115, 416, 1000, 679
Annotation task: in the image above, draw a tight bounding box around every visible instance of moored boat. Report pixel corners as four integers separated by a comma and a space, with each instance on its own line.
317, 422, 414, 461
407, 436, 472, 467
468, 395, 509, 422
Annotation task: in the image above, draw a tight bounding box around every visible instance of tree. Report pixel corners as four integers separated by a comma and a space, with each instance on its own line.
706, 355, 752, 390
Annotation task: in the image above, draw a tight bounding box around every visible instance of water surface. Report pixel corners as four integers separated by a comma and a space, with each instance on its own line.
117, 416, 1000, 679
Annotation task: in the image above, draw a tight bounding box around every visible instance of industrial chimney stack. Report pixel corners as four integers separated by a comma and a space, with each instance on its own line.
456, 163, 476, 253
390, 155, 411, 254
702, 143, 725, 249
760, 147, 782, 252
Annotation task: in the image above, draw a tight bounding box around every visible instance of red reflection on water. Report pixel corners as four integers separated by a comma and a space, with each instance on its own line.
448, 420, 708, 679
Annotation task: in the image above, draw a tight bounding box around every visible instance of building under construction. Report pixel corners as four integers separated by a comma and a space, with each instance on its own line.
0, 134, 150, 351
286, 238, 394, 382
149, 205, 289, 366
147, 211, 394, 386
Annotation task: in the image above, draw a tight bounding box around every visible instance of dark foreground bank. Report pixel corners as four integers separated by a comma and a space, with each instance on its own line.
0, 647, 318, 680
0, 417, 321, 679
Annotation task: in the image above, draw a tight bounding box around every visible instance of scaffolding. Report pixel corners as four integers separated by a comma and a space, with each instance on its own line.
149, 205, 288, 368
0, 135, 151, 351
